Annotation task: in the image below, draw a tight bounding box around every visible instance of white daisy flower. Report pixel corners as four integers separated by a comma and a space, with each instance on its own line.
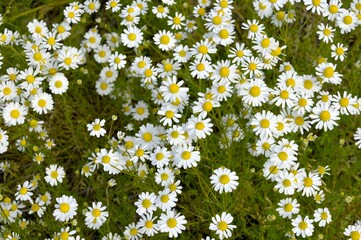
44, 164, 66, 186
209, 212, 237, 239
53, 195, 78, 222
210, 167, 239, 194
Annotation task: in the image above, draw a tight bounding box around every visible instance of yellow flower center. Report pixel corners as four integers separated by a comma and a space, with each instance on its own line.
164, 63, 173, 72
38, 99, 46, 108
64, 57, 72, 66
278, 151, 288, 161
102, 155, 111, 164
336, 47, 344, 55
249, 86, 261, 97
203, 101, 213, 112
182, 151, 191, 160
219, 29, 229, 39
136, 107, 145, 115
59, 203, 70, 213
160, 35, 170, 45
298, 98, 307, 107
3, 87, 11, 95
161, 195, 169, 203
283, 179, 291, 187
303, 177, 313, 187
156, 153, 164, 161
343, 15, 353, 25
213, 16, 222, 25
218, 85, 226, 93
129, 228, 138, 236
145, 220, 153, 229
218, 221, 228, 231
173, 17, 181, 25
197, 63, 205, 71
220, 67, 230, 78
219, 174, 230, 184
320, 111, 331, 121
298, 221, 308, 230
340, 98, 349, 107
323, 67, 334, 78
284, 203, 293, 212
195, 122, 205, 130
10, 109, 20, 119
171, 131, 179, 138
351, 231, 361, 240
295, 116, 304, 126
167, 218, 177, 228
92, 208, 101, 217
329, 5, 338, 14
248, 63, 257, 71
51, 171, 58, 178
261, 38, 270, 48
143, 132, 152, 142
260, 119, 270, 128
169, 83, 179, 93
142, 199, 151, 208
128, 33, 136, 41
280, 90, 289, 99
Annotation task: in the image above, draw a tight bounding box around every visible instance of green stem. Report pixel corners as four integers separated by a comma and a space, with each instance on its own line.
8, 0, 71, 21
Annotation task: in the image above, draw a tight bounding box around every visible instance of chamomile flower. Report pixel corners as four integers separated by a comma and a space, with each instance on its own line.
138, 213, 159, 237
274, 170, 297, 195
210, 167, 239, 194
44, 164, 65, 186
173, 145, 201, 169
241, 56, 263, 78
186, 115, 213, 139
84, 202, 108, 229
276, 198, 300, 219
106, 0, 121, 12
189, 59, 213, 79
64, 5, 82, 24
96, 148, 121, 174
31, 92, 54, 114
152, 5, 169, 18
313, 207, 332, 227
209, 212, 237, 239
158, 104, 181, 126
87, 118, 106, 138
344, 224, 361, 240
190, 39, 217, 61
49, 73, 69, 94
159, 76, 189, 103
291, 215, 314, 238
29, 199, 45, 217
156, 189, 178, 211
271, 86, 297, 109
173, 45, 191, 63
293, 93, 314, 115
2, 102, 28, 126
332, 91, 356, 115
310, 102, 340, 131
317, 23, 335, 43
134, 192, 157, 216
251, 110, 277, 139
298, 171, 322, 197
228, 42, 252, 64
0, 81, 17, 101
15, 181, 34, 203
53, 195, 78, 222
321, 0, 343, 21
168, 12, 185, 30
153, 30, 176, 51
158, 210, 187, 238
315, 62, 342, 85
212, 25, 235, 46
108, 51, 126, 70
124, 222, 143, 240
336, 9, 358, 34
331, 43, 347, 61
84, 0, 100, 14
304, 0, 326, 15
121, 26, 143, 49
167, 125, 186, 146
242, 19, 265, 40
211, 60, 238, 83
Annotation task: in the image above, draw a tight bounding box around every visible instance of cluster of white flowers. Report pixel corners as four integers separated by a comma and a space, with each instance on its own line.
1, 0, 361, 239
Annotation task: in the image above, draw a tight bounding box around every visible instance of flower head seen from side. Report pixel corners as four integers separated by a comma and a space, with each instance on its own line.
210, 167, 239, 194
209, 212, 237, 239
